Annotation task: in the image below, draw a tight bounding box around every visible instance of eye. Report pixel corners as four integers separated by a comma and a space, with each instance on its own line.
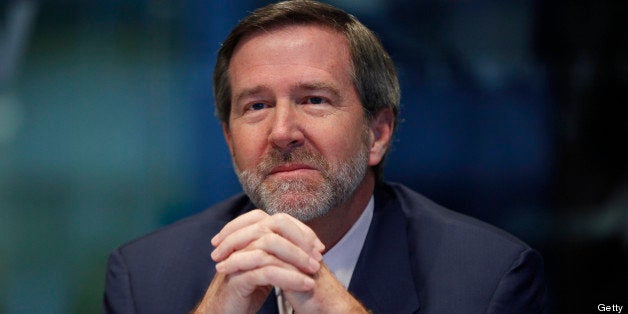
250, 102, 266, 111
304, 96, 327, 105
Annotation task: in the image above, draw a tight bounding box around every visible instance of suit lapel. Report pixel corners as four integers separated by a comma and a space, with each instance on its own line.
348, 186, 421, 313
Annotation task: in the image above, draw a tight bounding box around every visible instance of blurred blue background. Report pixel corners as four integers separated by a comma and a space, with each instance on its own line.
0, 0, 625, 313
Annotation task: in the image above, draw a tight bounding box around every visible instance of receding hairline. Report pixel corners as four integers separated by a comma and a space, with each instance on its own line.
229, 21, 350, 63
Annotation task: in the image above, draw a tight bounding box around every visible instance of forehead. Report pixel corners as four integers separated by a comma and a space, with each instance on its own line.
228, 24, 353, 85
234, 22, 349, 56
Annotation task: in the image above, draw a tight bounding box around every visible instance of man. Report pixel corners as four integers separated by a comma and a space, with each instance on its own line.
103, 1, 547, 313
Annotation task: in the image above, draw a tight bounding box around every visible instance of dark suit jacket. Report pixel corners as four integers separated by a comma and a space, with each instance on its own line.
103, 182, 547, 313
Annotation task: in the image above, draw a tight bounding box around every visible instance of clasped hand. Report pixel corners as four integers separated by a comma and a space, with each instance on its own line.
193, 210, 367, 313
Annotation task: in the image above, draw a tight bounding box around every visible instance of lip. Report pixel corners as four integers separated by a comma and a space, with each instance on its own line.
268, 163, 316, 175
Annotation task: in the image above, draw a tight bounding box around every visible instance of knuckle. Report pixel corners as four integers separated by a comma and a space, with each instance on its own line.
250, 248, 265, 260
260, 266, 279, 282
273, 212, 291, 224
263, 232, 281, 244
248, 248, 274, 266
250, 209, 268, 218
260, 253, 276, 266
252, 222, 266, 236
255, 233, 280, 252
255, 235, 269, 248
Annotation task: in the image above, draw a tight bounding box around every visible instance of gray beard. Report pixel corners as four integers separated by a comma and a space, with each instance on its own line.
234, 143, 369, 222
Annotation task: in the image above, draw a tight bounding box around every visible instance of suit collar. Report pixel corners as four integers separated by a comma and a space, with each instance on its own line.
348, 183, 421, 313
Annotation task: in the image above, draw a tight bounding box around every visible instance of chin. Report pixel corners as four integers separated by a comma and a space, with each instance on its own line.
263, 194, 333, 221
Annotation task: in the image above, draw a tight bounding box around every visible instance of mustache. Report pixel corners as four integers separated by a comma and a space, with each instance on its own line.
257, 147, 328, 176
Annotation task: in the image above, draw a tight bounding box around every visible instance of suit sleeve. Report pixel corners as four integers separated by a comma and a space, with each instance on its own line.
486, 248, 548, 314
103, 248, 136, 314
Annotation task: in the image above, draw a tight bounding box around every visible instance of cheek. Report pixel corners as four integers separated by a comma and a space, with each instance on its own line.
319, 121, 368, 159
229, 131, 265, 166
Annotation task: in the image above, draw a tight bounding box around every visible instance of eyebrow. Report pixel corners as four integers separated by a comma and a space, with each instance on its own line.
232, 85, 270, 106
292, 82, 342, 100
232, 81, 343, 105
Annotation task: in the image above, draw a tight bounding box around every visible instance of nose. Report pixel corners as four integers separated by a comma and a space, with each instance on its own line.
268, 102, 304, 151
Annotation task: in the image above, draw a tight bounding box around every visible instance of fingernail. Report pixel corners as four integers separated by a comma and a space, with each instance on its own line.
211, 234, 220, 246
311, 248, 323, 261
315, 239, 325, 251
210, 249, 220, 261
303, 277, 315, 289
215, 262, 225, 272
309, 257, 320, 272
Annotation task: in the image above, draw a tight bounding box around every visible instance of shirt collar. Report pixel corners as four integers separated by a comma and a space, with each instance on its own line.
322, 195, 374, 288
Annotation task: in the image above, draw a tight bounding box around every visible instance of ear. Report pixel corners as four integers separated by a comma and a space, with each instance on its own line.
367, 108, 394, 167
222, 123, 235, 156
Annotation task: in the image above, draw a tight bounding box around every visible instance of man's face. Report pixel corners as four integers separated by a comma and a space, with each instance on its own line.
224, 24, 381, 221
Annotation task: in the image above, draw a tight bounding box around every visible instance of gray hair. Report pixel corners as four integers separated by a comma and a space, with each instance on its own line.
213, 0, 400, 180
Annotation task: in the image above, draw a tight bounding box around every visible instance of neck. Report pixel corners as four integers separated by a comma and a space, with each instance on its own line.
306, 171, 376, 253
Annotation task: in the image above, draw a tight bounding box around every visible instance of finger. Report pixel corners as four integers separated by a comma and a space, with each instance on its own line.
229, 265, 316, 293
261, 213, 324, 258
211, 213, 323, 262
218, 248, 302, 275
211, 209, 268, 246
215, 236, 321, 274
253, 233, 321, 274
275, 213, 326, 253
211, 221, 270, 262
